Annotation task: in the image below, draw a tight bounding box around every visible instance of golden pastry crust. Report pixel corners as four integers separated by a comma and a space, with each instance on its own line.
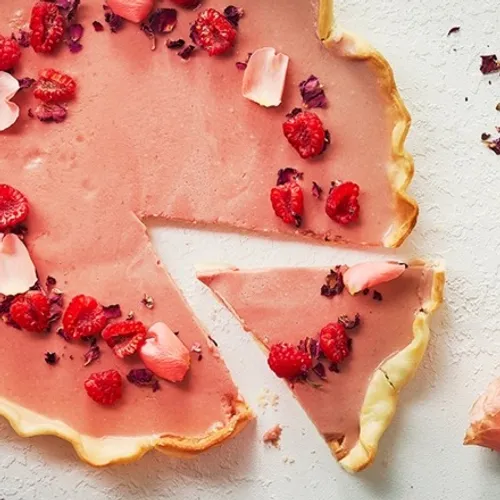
0, 396, 253, 466
318, 0, 418, 248
333, 260, 445, 472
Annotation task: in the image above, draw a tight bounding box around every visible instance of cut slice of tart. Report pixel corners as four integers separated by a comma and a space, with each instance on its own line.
1, 0, 415, 247
198, 261, 444, 472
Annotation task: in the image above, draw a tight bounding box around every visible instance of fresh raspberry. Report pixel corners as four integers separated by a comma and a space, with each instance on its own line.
0, 184, 30, 231
101, 321, 147, 358
282, 110, 326, 159
268, 342, 312, 380
62, 295, 108, 340
325, 181, 360, 225
270, 181, 304, 227
29, 2, 65, 54
9, 291, 50, 332
33, 69, 77, 103
84, 369, 122, 405
319, 322, 350, 364
190, 8, 237, 56
0, 35, 21, 71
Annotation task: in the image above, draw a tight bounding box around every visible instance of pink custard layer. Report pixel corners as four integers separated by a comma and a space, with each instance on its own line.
199, 265, 434, 453
0, 0, 394, 440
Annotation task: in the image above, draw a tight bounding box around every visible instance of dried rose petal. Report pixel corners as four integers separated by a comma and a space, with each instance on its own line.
17, 77, 35, 90
44, 352, 58, 365
338, 313, 360, 330
103, 303, 122, 319
276, 168, 303, 186
46, 276, 57, 288
320, 267, 344, 298
92, 20, 104, 32
223, 5, 244, 27
68, 23, 84, 41
57, 327, 70, 341
178, 44, 195, 60
312, 362, 326, 380
235, 61, 247, 70
83, 343, 100, 366
166, 38, 185, 49
56, 0, 80, 22
447, 26, 460, 36
31, 103, 67, 123
12, 30, 30, 48
480, 55, 500, 75
103, 5, 124, 33
142, 8, 177, 35
286, 107, 302, 119
127, 368, 160, 392
312, 181, 323, 199
373, 290, 383, 301
299, 75, 327, 109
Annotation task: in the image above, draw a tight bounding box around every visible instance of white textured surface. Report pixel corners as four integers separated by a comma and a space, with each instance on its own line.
2, 0, 500, 498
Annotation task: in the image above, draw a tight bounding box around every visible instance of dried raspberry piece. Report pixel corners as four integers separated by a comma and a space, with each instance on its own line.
29, 2, 65, 54
9, 291, 50, 332
33, 69, 77, 103
101, 320, 147, 358
190, 8, 237, 56
268, 342, 312, 380
282, 110, 326, 159
0, 184, 29, 230
84, 369, 122, 405
319, 322, 350, 364
325, 182, 360, 225
0, 35, 21, 71
270, 181, 304, 227
62, 295, 108, 339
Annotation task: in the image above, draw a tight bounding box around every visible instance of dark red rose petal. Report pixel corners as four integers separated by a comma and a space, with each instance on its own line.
338, 313, 361, 330
447, 26, 460, 36
92, 21, 104, 32
44, 352, 58, 365
299, 75, 327, 109
480, 55, 500, 75
83, 344, 101, 366
17, 77, 35, 89
127, 368, 160, 392
178, 44, 195, 60
166, 38, 185, 49
223, 5, 244, 27
103, 5, 124, 33
12, 30, 30, 48
320, 266, 344, 298
312, 181, 323, 199
276, 168, 303, 186
30, 103, 67, 123
103, 304, 122, 320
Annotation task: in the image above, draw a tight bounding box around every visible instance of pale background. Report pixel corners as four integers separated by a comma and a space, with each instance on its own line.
1, 0, 499, 498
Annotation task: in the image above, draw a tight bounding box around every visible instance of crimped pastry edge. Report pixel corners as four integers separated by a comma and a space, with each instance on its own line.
318, 0, 418, 248
0, 396, 253, 466
197, 260, 445, 473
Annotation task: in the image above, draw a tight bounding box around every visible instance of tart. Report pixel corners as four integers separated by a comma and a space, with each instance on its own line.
198, 261, 445, 472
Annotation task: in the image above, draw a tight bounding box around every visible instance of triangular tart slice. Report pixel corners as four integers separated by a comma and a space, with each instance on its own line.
198, 260, 444, 472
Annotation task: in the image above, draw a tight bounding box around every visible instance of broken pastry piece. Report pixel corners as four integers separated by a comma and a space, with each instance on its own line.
198, 260, 444, 472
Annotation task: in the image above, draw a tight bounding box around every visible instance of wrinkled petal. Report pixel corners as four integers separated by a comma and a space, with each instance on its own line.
139, 322, 190, 382
242, 47, 289, 107
0, 233, 37, 296
464, 377, 500, 451
106, 0, 153, 23
343, 261, 406, 295
0, 72, 20, 132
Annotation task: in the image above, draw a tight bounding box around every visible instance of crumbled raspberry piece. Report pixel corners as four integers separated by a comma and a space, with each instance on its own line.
84, 369, 122, 405
9, 291, 50, 332
268, 342, 312, 380
33, 69, 77, 103
282, 110, 326, 159
62, 295, 108, 339
0, 35, 21, 71
190, 8, 237, 56
101, 320, 147, 358
0, 184, 30, 231
270, 181, 304, 227
325, 182, 360, 225
319, 322, 350, 364
29, 2, 65, 53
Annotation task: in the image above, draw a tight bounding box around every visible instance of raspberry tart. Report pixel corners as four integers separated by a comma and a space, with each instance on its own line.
198, 261, 445, 472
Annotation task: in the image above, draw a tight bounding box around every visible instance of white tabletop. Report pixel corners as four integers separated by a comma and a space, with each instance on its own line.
1, 0, 499, 498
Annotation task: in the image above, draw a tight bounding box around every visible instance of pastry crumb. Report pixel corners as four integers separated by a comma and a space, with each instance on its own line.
263, 424, 282, 447
282, 456, 295, 464
257, 388, 279, 410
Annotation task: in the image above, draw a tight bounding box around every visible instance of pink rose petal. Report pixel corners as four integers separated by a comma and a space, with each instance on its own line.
0, 72, 20, 132
242, 47, 289, 108
0, 233, 37, 296
343, 261, 406, 295
464, 377, 500, 451
139, 322, 190, 383
106, 0, 153, 23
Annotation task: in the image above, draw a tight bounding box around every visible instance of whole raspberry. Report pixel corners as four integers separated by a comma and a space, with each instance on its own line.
33, 69, 77, 103
9, 291, 50, 332
190, 8, 237, 56
282, 110, 326, 159
268, 342, 312, 380
0, 35, 21, 71
84, 370, 122, 405
319, 322, 350, 364
62, 295, 108, 339
270, 181, 304, 227
30, 2, 65, 54
0, 184, 30, 230
102, 320, 147, 358
325, 181, 360, 225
